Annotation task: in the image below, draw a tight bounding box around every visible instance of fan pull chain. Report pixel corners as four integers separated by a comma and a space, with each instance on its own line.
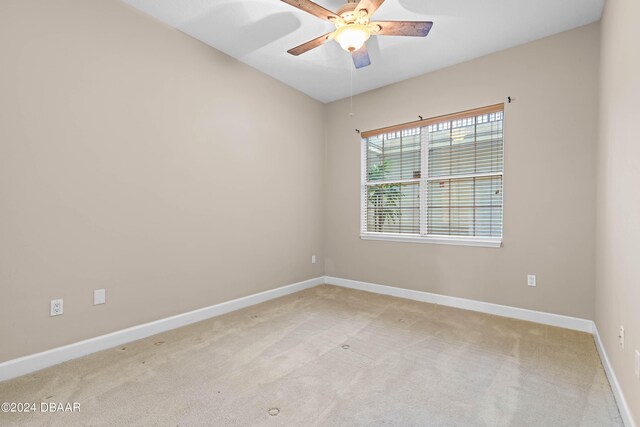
349, 64, 354, 117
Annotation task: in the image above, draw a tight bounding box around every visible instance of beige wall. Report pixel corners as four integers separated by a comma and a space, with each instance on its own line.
0, 0, 324, 362
596, 0, 640, 422
0, 0, 617, 394
324, 23, 600, 320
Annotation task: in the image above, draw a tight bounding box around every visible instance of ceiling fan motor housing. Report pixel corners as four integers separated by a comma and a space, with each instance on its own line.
335, 2, 368, 25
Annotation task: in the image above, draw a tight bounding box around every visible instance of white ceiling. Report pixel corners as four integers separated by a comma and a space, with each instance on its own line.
122, 0, 604, 103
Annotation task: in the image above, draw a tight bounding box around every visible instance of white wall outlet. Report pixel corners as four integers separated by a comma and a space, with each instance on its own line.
94, 289, 106, 305
311, 255, 317, 264
50, 299, 63, 316
619, 325, 625, 349
527, 275, 536, 287
635, 350, 640, 379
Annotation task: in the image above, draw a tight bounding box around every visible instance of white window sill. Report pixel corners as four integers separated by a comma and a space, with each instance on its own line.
360, 233, 502, 248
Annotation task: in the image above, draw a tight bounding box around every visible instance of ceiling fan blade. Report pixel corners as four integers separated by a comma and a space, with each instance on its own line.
373, 21, 433, 37
352, 44, 371, 69
287, 32, 333, 56
355, 0, 385, 18
280, 0, 339, 22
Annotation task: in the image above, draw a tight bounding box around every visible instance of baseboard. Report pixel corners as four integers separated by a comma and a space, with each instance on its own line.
324, 276, 638, 425
323, 276, 594, 333
0, 276, 324, 382
593, 325, 637, 427
3, 275, 634, 427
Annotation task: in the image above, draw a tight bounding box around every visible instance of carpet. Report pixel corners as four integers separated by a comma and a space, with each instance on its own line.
0, 285, 622, 426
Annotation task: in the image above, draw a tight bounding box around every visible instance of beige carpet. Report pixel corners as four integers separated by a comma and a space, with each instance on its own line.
0, 285, 622, 426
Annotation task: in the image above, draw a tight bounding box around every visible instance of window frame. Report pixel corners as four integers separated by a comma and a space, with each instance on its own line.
360, 104, 504, 248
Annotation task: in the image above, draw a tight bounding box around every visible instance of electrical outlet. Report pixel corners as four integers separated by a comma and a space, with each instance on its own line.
527, 275, 536, 287
619, 326, 625, 349
635, 350, 639, 379
311, 255, 317, 264
50, 299, 63, 316
94, 289, 106, 305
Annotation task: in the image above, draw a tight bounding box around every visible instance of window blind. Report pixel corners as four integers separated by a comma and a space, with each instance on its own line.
361, 105, 504, 245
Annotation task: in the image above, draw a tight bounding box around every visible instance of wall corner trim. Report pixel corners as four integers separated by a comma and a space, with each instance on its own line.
0, 276, 324, 382
593, 324, 638, 427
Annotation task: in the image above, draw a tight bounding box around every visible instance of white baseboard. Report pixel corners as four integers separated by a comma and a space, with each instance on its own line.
0, 276, 324, 382
593, 325, 637, 427
324, 276, 594, 333
2, 275, 635, 427
324, 276, 638, 426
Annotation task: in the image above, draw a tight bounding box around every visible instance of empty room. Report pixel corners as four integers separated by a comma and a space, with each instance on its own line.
0, 0, 638, 425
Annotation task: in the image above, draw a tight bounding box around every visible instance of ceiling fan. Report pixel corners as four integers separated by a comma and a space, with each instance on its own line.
281, 0, 433, 69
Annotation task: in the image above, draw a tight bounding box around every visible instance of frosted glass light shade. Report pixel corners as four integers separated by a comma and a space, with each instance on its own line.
334, 24, 370, 52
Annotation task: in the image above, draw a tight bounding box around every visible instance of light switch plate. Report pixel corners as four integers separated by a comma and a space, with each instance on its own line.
94, 289, 106, 305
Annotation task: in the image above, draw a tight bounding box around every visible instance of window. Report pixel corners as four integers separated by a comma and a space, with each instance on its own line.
360, 104, 504, 247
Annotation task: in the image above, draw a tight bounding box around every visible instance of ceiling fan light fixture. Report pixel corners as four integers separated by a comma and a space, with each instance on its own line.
282, 0, 433, 69
334, 24, 370, 52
